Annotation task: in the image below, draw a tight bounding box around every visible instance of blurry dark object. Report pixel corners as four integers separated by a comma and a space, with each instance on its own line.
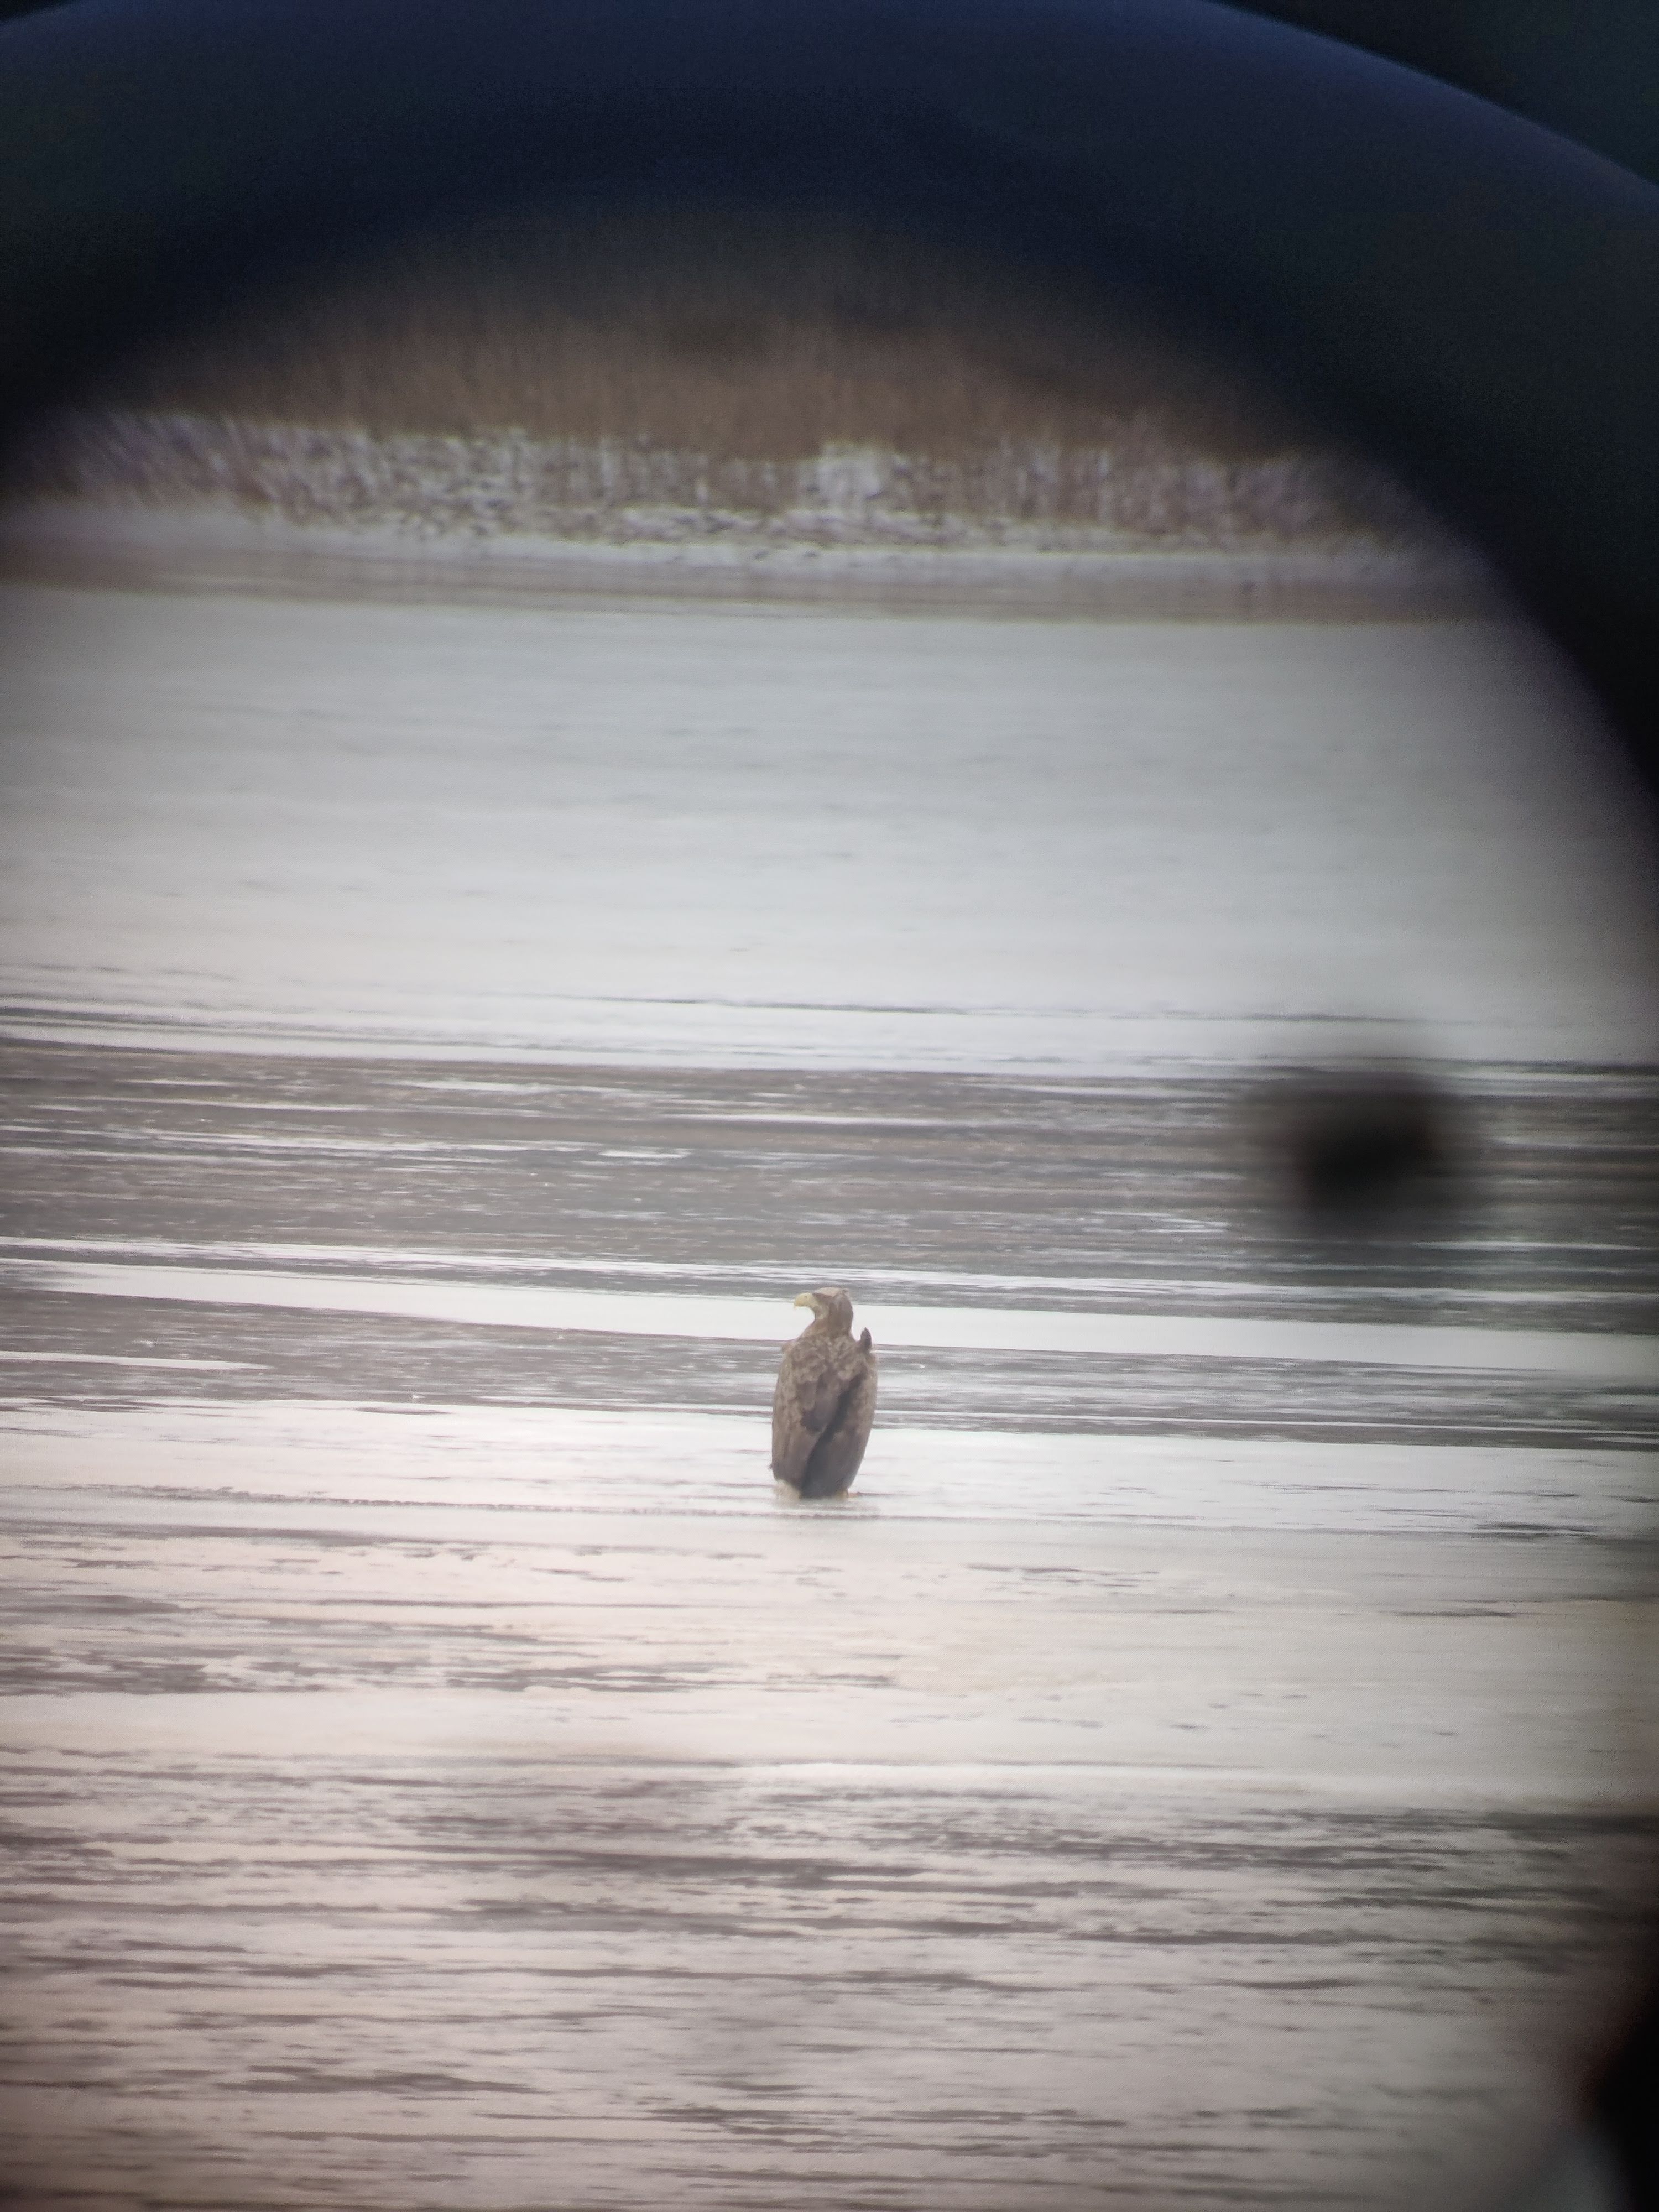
1265, 1070, 1463, 1221
1594, 1986, 1659, 2211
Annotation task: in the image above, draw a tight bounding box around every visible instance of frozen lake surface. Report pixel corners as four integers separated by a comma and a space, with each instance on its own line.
0, 556, 1657, 2208
1, 577, 1657, 1066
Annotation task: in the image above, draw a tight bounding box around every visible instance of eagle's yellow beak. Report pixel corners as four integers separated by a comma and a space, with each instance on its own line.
792, 1291, 815, 1310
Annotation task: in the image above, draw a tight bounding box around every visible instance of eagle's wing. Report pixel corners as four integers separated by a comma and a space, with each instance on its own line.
796, 1335, 878, 1496
839, 1344, 878, 1463
771, 1333, 851, 1486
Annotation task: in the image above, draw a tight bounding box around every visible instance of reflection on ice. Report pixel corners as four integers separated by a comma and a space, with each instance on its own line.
8, 1254, 1657, 1383
6, 1397, 1657, 1540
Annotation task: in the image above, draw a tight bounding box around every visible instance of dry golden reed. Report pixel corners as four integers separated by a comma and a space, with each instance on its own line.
85, 206, 1318, 465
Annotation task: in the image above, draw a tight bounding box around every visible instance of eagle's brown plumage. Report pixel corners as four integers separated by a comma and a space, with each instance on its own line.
771, 1286, 878, 1498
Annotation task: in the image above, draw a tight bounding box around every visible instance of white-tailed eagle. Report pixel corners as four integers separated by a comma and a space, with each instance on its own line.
770, 1286, 878, 1498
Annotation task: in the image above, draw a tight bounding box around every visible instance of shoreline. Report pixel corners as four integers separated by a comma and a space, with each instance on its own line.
0, 497, 1498, 619
1, 998, 1651, 1076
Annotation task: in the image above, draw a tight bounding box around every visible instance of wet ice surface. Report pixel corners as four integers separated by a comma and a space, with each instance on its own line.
1, 564, 1658, 2206
2, 1380, 1656, 2212
13, 1254, 1659, 1383
1, 1043, 1657, 2211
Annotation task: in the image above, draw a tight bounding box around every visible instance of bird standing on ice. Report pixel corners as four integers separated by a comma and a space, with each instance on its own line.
771, 1286, 878, 1498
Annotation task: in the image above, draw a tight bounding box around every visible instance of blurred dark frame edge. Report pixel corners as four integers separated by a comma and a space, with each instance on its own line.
6, 0, 1658, 189
1, 1, 1656, 2205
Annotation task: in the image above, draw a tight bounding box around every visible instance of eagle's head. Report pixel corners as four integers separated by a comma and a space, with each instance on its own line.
792, 1286, 854, 1335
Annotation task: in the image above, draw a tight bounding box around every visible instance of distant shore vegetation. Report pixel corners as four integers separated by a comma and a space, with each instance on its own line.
6, 207, 1448, 549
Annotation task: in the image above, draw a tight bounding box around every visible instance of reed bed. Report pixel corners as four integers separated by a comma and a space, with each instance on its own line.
9, 208, 1441, 546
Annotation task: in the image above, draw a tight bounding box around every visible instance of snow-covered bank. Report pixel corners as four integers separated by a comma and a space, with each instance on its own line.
0, 494, 1491, 620
0, 401, 1496, 618
1, 406, 1495, 623
11, 407, 1450, 545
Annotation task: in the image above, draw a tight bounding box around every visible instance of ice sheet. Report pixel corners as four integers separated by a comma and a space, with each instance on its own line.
2, 582, 1656, 1066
